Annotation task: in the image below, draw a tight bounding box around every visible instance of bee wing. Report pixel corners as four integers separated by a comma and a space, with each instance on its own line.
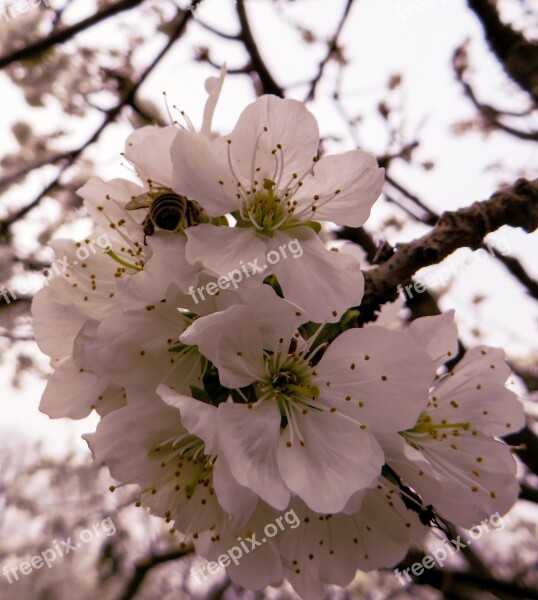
126, 188, 170, 210
125, 193, 154, 210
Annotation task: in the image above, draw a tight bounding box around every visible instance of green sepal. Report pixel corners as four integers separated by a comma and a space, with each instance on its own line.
190, 385, 213, 404
298, 321, 321, 340
303, 220, 322, 234
263, 274, 284, 298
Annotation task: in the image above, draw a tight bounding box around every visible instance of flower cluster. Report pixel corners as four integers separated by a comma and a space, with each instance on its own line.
33, 69, 525, 598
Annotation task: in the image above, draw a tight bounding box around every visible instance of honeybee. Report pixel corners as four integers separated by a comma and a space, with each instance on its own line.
126, 188, 201, 243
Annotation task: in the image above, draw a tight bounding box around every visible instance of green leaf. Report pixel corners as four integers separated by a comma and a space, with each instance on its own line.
189, 386, 212, 404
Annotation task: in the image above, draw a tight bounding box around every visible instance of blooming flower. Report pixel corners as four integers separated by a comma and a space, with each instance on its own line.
85, 387, 257, 534
380, 312, 525, 528
195, 477, 425, 599
32, 178, 151, 419
33, 69, 229, 418
170, 95, 384, 322
72, 269, 304, 406
180, 302, 435, 513
274, 485, 425, 600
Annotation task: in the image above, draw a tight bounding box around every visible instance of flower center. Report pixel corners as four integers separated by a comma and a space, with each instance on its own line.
226, 134, 332, 233
143, 432, 217, 502
241, 179, 289, 232
256, 353, 319, 410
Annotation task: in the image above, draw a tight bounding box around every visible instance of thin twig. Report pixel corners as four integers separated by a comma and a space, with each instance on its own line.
115, 547, 194, 600
304, 0, 355, 101
235, 0, 284, 97
0, 0, 147, 70
0, 4, 198, 233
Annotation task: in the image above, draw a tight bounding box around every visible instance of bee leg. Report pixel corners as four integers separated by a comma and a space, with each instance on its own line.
142, 216, 155, 246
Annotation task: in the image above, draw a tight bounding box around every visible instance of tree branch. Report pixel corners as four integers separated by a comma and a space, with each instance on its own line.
304, 0, 355, 101
115, 547, 193, 600
384, 173, 439, 225
359, 178, 538, 322
506, 425, 538, 475
0, 150, 80, 189
494, 252, 538, 301
235, 0, 284, 97
453, 44, 538, 142
0, 0, 146, 70
408, 564, 538, 598
381, 170, 538, 301
520, 483, 538, 505
467, 0, 538, 104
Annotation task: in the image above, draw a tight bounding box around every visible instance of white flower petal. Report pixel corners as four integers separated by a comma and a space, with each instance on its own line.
347, 487, 420, 570
431, 346, 525, 436
40, 357, 107, 419
277, 490, 419, 598
180, 305, 266, 389
89, 402, 223, 532
218, 401, 290, 510
408, 310, 459, 368
195, 504, 284, 590
157, 385, 218, 453
223, 541, 283, 590
316, 326, 434, 431
270, 228, 364, 323
295, 150, 384, 227
171, 130, 237, 216
117, 233, 200, 308
77, 176, 146, 246
85, 402, 185, 485
278, 408, 383, 513
276, 498, 357, 593
402, 430, 519, 528
124, 125, 178, 187
185, 224, 266, 276
234, 278, 307, 348
378, 431, 441, 501
212, 453, 258, 524
228, 95, 319, 183
93, 385, 127, 417
32, 285, 86, 359
34, 233, 145, 339
76, 303, 201, 396
283, 566, 324, 600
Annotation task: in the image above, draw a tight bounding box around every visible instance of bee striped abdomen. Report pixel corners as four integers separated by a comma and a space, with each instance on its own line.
150, 193, 188, 232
